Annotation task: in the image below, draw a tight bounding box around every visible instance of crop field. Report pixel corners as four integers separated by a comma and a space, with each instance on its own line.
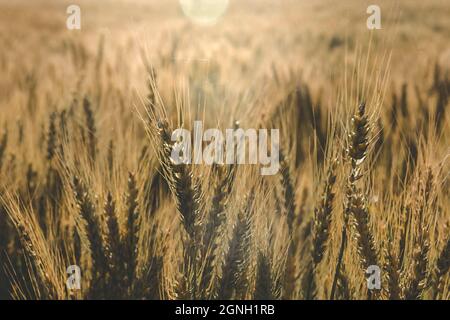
0, 0, 448, 300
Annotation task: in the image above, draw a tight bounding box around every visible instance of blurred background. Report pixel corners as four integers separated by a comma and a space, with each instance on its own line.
0, 0, 449, 300
1, 0, 449, 113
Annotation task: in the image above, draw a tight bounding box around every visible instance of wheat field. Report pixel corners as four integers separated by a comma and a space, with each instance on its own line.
0, 0, 449, 300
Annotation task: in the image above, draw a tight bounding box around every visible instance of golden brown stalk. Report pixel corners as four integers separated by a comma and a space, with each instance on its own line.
311, 160, 338, 266
19, 224, 61, 298
278, 148, 298, 299
399, 205, 412, 267
3, 196, 65, 299
82, 97, 97, 161
46, 112, 57, 162
72, 177, 106, 294
0, 206, 9, 298
26, 163, 38, 198
305, 159, 337, 299
233, 197, 254, 299
157, 121, 201, 239
218, 203, 253, 300
400, 83, 409, 119
434, 67, 448, 133
156, 120, 202, 299
390, 92, 398, 129
347, 103, 379, 299
107, 140, 114, 176
405, 240, 430, 300
200, 164, 235, 299
103, 191, 123, 296
385, 248, 402, 300
336, 266, 351, 300
147, 67, 157, 110
134, 207, 164, 299
125, 172, 140, 290
433, 237, 450, 298
104, 192, 120, 265
0, 129, 7, 171
404, 168, 435, 300
279, 150, 296, 232
254, 252, 274, 300
332, 102, 377, 299
142, 255, 164, 300
349, 193, 378, 270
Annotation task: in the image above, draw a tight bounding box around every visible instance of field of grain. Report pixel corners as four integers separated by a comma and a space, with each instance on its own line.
0, 0, 449, 300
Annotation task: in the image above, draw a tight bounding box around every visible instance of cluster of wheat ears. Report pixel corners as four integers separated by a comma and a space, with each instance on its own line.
0, 58, 448, 300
